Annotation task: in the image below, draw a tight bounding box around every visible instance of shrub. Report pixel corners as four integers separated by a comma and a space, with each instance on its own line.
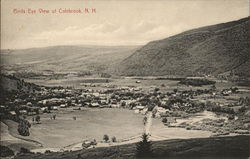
154, 88, 160, 92
239, 106, 246, 113
20, 147, 31, 153
228, 114, 235, 120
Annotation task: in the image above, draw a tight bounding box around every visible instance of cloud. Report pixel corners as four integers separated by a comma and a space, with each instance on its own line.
2, 20, 192, 49
30, 20, 188, 47
1, 0, 248, 49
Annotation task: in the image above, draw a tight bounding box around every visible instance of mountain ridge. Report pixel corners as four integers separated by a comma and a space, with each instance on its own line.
116, 17, 250, 77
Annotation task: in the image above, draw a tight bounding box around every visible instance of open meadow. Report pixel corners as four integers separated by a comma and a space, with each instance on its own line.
2, 108, 145, 150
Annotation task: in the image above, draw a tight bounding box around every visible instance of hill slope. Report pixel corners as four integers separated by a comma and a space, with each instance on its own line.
117, 17, 250, 77
0, 74, 39, 93
14, 135, 250, 159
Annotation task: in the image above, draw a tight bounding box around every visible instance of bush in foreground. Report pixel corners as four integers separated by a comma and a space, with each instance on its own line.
0, 145, 14, 157
20, 147, 31, 154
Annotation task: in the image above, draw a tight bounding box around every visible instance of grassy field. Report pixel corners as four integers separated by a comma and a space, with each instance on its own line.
24, 108, 144, 149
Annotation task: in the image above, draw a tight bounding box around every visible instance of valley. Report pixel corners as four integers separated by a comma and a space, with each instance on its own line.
1, 17, 250, 159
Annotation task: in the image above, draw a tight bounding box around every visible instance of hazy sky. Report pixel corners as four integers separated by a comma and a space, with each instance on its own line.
1, 0, 249, 49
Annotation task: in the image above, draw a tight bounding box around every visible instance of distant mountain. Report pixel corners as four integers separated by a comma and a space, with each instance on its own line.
1, 45, 139, 74
117, 17, 250, 77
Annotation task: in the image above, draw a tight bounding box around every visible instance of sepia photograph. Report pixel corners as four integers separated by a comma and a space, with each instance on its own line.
0, 0, 249, 158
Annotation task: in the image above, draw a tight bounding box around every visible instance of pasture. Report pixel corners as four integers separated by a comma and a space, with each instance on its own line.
26, 108, 144, 149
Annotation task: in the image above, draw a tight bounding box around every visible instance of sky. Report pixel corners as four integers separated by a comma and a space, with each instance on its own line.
1, 0, 249, 49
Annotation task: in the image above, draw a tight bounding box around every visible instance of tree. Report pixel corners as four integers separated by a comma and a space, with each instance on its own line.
112, 136, 117, 142
35, 108, 39, 115
67, 100, 72, 106
173, 88, 178, 93
18, 119, 30, 136
143, 116, 147, 126
77, 154, 82, 159
121, 101, 126, 107
35, 115, 40, 123
162, 118, 168, 123
47, 105, 52, 111
103, 134, 109, 142
136, 133, 153, 158
231, 87, 238, 93
147, 105, 155, 111
211, 85, 216, 90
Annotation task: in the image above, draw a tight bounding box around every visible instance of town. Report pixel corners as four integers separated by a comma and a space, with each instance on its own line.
1, 74, 249, 142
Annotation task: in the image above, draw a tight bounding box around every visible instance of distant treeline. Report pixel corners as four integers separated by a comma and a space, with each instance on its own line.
179, 78, 216, 86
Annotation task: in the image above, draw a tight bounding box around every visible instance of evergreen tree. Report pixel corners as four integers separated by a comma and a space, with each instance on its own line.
136, 133, 153, 158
